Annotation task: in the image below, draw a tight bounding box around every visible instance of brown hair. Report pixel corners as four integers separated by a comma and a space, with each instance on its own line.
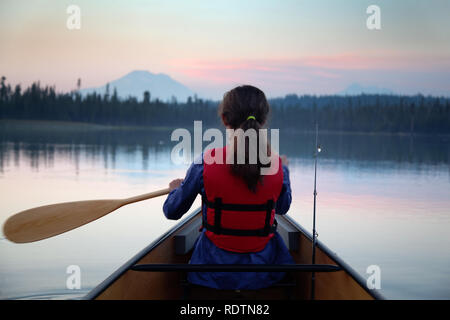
218, 85, 270, 192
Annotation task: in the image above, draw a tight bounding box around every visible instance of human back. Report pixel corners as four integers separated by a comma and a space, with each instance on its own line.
202, 145, 283, 253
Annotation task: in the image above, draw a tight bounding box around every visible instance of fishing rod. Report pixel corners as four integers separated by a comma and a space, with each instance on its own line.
311, 122, 321, 300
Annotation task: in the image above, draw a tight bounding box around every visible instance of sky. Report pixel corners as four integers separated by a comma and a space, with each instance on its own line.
0, 0, 449, 99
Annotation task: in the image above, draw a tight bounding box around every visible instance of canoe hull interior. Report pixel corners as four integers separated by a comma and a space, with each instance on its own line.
86, 209, 381, 300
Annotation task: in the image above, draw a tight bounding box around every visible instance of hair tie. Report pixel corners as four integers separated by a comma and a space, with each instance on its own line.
246, 115, 256, 121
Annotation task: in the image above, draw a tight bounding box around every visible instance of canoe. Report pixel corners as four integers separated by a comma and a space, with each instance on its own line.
85, 208, 383, 300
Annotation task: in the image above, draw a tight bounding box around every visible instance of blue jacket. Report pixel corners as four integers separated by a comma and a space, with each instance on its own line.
163, 155, 294, 290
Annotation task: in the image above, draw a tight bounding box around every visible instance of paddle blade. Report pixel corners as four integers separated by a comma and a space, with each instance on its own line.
3, 199, 123, 243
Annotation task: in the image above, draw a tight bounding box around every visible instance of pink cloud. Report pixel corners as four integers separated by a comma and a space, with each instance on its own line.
167, 54, 450, 97
171, 53, 450, 78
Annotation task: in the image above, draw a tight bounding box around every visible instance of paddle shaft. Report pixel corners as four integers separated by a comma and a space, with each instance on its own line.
122, 188, 171, 205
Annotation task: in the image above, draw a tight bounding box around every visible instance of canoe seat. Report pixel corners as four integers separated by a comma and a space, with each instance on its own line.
130, 263, 342, 299
174, 216, 300, 255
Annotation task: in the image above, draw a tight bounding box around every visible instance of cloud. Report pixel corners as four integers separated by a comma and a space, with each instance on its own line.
169, 54, 450, 98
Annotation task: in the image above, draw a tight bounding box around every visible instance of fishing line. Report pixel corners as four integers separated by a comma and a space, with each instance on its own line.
311, 122, 321, 300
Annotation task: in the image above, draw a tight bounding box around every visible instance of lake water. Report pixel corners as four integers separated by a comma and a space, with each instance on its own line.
0, 121, 449, 300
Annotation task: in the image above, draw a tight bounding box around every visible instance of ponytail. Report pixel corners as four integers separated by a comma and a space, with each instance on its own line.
219, 85, 271, 193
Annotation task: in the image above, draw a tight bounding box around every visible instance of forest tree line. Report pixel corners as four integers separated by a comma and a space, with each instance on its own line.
1, 77, 449, 134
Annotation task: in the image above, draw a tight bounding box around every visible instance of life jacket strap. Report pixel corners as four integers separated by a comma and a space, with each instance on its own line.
202, 196, 277, 237
202, 195, 275, 211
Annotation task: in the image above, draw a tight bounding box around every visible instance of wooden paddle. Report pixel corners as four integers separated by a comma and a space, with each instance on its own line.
2, 188, 170, 244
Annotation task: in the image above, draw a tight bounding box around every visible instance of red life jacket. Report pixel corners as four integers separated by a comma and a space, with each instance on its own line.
202, 146, 283, 253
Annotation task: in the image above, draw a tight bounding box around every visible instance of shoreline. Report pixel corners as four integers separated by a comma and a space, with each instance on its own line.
0, 119, 175, 132
1, 118, 449, 138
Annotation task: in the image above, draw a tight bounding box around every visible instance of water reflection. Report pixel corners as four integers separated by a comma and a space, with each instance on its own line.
0, 129, 173, 173
1, 125, 449, 174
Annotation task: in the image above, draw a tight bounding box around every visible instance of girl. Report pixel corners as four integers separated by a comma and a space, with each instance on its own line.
163, 85, 294, 290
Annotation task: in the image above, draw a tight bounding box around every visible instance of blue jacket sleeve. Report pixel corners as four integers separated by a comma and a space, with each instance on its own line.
275, 165, 292, 215
163, 162, 203, 220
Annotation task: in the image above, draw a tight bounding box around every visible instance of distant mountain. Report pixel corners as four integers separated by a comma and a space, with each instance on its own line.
338, 83, 394, 96
80, 70, 195, 102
